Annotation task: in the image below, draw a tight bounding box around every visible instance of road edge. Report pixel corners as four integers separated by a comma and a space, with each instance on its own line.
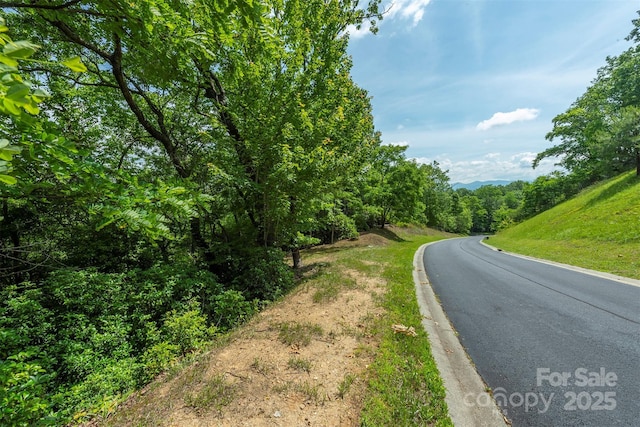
413, 242, 509, 427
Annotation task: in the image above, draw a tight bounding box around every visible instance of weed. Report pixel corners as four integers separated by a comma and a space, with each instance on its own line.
272, 381, 293, 394
277, 322, 323, 347
297, 381, 325, 405
287, 357, 313, 373
337, 373, 356, 399
272, 380, 325, 405
184, 374, 236, 413
353, 344, 376, 358
311, 269, 360, 303
312, 283, 339, 303
250, 357, 272, 375
338, 321, 360, 338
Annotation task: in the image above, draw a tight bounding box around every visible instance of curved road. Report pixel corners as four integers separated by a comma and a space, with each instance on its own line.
423, 237, 640, 426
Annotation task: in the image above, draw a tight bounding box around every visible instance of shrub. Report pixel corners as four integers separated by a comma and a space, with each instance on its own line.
230, 247, 294, 301
316, 212, 359, 244
163, 301, 216, 355
0, 284, 54, 355
0, 350, 55, 426
66, 357, 142, 421
0, 263, 223, 423
213, 290, 258, 330
141, 341, 180, 380
127, 265, 222, 323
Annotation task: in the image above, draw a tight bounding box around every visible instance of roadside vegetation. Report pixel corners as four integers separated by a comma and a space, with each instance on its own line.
0, 3, 513, 423
490, 171, 640, 279
98, 226, 453, 426
3, 1, 640, 425
359, 227, 452, 426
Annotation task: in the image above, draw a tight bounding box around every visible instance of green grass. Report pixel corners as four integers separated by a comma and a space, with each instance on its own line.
311, 268, 360, 303
276, 321, 323, 347
184, 374, 236, 414
287, 356, 313, 373
358, 227, 453, 427
490, 171, 640, 279
337, 373, 356, 399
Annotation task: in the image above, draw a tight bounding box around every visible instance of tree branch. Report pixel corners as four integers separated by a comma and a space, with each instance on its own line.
47, 18, 112, 60
110, 33, 188, 178
0, 0, 82, 10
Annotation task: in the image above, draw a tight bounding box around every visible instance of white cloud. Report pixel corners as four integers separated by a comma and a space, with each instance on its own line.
386, 0, 432, 27
476, 108, 540, 131
348, 0, 432, 37
413, 152, 560, 183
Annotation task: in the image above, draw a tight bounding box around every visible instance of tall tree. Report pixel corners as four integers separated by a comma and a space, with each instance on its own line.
2, 0, 383, 268
535, 11, 640, 179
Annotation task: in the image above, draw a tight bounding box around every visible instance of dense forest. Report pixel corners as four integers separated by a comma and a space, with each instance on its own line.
1, 1, 639, 425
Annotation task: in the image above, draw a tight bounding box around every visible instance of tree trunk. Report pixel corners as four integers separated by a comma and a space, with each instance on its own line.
190, 217, 213, 262
292, 248, 302, 269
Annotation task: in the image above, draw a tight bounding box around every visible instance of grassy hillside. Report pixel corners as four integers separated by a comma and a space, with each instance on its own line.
490, 171, 640, 279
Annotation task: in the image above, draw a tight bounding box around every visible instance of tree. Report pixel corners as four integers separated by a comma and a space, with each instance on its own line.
3, 0, 383, 269
0, 1, 391, 422
535, 11, 640, 180
520, 173, 569, 217
422, 161, 452, 229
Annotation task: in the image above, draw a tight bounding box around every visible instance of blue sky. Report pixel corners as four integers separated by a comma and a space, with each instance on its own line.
346, 0, 640, 183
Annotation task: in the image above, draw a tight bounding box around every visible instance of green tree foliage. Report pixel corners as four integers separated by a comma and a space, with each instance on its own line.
535, 11, 640, 182
2, 0, 383, 266
452, 181, 525, 233
422, 161, 453, 229
0, 1, 393, 423
359, 145, 427, 227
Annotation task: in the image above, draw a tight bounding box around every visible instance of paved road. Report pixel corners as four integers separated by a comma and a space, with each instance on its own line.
423, 237, 640, 426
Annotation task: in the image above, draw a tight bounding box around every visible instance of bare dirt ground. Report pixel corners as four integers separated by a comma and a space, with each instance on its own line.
99, 232, 393, 427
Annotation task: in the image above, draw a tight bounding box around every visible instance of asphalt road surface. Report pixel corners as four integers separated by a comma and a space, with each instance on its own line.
423, 237, 640, 426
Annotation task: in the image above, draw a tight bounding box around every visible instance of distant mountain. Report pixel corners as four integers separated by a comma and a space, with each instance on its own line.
452, 180, 513, 190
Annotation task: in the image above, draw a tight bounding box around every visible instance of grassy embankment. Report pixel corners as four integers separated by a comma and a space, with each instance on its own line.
490, 170, 640, 279
355, 227, 453, 426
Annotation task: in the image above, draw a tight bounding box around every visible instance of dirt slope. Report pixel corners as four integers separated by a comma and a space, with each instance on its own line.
97, 232, 391, 427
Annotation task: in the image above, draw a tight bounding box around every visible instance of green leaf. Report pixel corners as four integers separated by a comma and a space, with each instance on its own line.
22, 102, 39, 115
0, 62, 16, 74
6, 82, 30, 103
0, 145, 21, 160
61, 56, 87, 72
3, 97, 21, 115
0, 54, 18, 67
31, 89, 49, 102
96, 217, 116, 231
0, 174, 17, 185
3, 40, 39, 59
